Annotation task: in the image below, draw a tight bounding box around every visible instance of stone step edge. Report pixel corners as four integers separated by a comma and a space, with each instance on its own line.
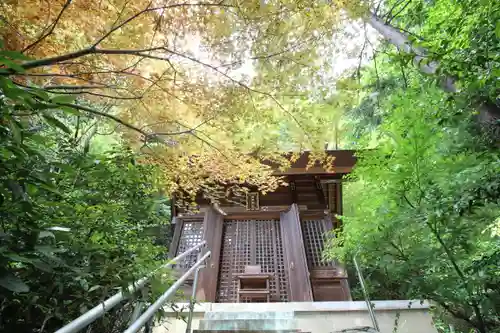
197, 327, 299, 330
194, 330, 305, 333
198, 319, 297, 330
204, 312, 295, 319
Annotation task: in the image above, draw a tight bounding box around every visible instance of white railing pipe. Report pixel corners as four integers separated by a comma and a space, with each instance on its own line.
123, 251, 211, 333
54, 241, 207, 333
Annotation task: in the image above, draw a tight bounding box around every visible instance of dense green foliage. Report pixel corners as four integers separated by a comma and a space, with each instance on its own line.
0, 0, 499, 332
388, 0, 500, 104
329, 82, 500, 331
0, 70, 171, 332
328, 1, 500, 332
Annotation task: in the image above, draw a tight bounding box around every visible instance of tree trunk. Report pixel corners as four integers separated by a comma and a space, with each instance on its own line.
367, 13, 500, 122
367, 13, 456, 91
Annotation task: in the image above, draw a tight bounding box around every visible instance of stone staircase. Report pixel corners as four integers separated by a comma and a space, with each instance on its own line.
194, 311, 307, 333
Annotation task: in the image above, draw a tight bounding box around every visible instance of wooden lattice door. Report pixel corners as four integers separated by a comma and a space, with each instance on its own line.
301, 217, 351, 301
174, 218, 204, 270
302, 218, 334, 269
216, 219, 289, 302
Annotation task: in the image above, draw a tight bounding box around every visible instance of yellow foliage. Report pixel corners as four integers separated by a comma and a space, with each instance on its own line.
0, 0, 367, 204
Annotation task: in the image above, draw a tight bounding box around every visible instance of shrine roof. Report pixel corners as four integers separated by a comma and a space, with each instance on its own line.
266, 149, 357, 176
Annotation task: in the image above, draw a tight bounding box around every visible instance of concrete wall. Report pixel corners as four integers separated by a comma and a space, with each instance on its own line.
153, 300, 437, 333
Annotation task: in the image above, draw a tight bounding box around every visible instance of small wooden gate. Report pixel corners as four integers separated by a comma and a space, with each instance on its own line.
302, 218, 333, 269
216, 219, 289, 302
301, 217, 350, 301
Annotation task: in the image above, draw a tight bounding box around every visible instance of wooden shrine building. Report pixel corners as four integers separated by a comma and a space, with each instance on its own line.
168, 150, 357, 303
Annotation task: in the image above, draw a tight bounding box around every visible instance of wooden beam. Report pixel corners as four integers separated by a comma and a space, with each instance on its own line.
198, 205, 308, 214
275, 166, 353, 175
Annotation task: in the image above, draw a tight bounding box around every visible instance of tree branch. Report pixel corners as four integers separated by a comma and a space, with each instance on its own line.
389, 240, 409, 261
402, 192, 415, 208
356, 23, 368, 81
92, 2, 236, 47
14, 72, 117, 87
398, 51, 409, 88
9, 42, 308, 139
22, 0, 72, 53
427, 222, 488, 333
374, 0, 383, 16
433, 300, 474, 326
382, 0, 410, 21
48, 90, 143, 100
51, 102, 192, 142
386, 0, 413, 24
7, 47, 97, 72
43, 84, 110, 90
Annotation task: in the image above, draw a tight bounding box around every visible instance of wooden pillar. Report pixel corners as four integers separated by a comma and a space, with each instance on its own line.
168, 217, 183, 259
280, 204, 313, 301
324, 212, 352, 301
314, 176, 326, 207
196, 206, 224, 302
336, 181, 343, 216
288, 177, 298, 204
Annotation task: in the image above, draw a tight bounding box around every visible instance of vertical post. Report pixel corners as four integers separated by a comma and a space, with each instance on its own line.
280, 204, 313, 301
196, 206, 224, 301
336, 181, 343, 216
289, 177, 298, 204
314, 176, 326, 207
168, 217, 183, 259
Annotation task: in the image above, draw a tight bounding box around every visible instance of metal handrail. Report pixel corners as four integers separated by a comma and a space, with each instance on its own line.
54, 241, 208, 333
353, 253, 380, 332
124, 251, 211, 333
185, 263, 204, 333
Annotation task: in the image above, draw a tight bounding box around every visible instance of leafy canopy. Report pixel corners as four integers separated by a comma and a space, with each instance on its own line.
0, 0, 371, 203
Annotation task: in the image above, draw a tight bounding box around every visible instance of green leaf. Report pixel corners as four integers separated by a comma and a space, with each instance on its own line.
51, 95, 77, 104
42, 114, 71, 134
38, 231, 55, 239
35, 245, 66, 254
53, 162, 75, 173
88, 285, 102, 293
496, 21, 500, 39
0, 77, 32, 100
31, 259, 54, 273
0, 59, 26, 73
6, 180, 24, 201
0, 273, 30, 293
0, 50, 32, 60
59, 105, 82, 116
39, 183, 62, 196
6, 117, 22, 144
29, 89, 51, 101
3, 253, 32, 264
